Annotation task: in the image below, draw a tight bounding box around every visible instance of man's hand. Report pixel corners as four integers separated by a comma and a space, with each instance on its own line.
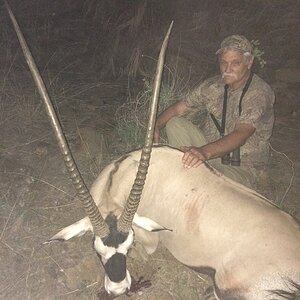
181, 146, 207, 168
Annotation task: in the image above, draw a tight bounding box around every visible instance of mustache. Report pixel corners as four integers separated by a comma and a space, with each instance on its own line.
222, 72, 238, 79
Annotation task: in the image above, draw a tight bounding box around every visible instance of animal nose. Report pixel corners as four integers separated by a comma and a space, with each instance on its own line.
104, 270, 132, 296
109, 285, 129, 296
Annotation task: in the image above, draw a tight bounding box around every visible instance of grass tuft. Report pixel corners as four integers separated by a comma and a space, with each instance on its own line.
115, 61, 193, 150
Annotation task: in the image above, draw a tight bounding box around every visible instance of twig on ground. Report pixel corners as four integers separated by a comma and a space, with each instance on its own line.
196, 274, 210, 284
0, 134, 51, 151
0, 270, 27, 297
269, 143, 295, 207
59, 281, 98, 296
0, 240, 27, 259
25, 248, 35, 297
74, 111, 100, 178
0, 171, 74, 198
41, 247, 65, 273
0, 190, 18, 241
33, 203, 75, 210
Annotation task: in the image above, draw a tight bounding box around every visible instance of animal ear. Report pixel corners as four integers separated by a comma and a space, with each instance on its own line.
44, 217, 92, 244
133, 214, 172, 232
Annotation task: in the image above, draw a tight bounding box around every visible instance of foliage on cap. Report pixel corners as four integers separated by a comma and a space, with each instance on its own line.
217, 35, 253, 54
217, 35, 266, 68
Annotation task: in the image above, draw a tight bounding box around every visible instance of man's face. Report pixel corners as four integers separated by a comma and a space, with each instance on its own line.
219, 49, 253, 90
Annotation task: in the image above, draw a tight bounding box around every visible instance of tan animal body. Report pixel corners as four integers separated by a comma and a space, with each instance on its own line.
56, 145, 300, 299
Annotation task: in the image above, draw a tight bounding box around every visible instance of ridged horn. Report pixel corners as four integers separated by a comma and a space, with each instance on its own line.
117, 21, 174, 233
5, 1, 109, 238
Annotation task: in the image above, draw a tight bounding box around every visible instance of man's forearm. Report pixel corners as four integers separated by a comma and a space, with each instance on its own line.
182, 123, 255, 168
199, 124, 255, 160
156, 100, 189, 129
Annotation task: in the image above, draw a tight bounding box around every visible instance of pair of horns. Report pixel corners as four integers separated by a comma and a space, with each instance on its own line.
5, 0, 173, 237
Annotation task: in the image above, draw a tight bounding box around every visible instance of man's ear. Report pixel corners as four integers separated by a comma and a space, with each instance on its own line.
248, 55, 254, 69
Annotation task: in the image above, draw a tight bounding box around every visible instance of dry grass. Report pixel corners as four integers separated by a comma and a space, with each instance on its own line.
115, 61, 193, 149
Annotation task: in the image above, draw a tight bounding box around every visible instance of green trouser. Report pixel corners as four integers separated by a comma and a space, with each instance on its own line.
165, 117, 255, 188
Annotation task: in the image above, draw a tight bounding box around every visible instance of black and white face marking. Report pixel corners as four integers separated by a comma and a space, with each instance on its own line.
94, 214, 134, 296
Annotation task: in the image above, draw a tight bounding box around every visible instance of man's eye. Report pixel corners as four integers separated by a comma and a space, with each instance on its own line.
232, 62, 241, 67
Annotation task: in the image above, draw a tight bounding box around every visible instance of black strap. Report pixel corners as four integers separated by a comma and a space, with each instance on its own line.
238, 72, 253, 115
221, 84, 229, 136
209, 84, 228, 137
210, 111, 221, 133
210, 72, 254, 136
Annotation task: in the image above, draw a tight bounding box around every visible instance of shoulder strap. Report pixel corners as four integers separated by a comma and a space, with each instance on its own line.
210, 84, 228, 137
210, 72, 253, 135
239, 72, 254, 115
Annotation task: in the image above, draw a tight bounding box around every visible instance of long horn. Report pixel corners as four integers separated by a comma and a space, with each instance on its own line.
5, 1, 109, 238
118, 21, 174, 233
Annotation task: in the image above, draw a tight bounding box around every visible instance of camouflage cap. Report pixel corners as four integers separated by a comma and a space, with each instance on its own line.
216, 35, 253, 55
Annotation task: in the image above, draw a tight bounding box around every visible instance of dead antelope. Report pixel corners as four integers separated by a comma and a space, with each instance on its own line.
6, 2, 300, 299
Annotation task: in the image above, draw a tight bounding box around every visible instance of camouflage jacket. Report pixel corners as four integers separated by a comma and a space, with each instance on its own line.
184, 74, 275, 170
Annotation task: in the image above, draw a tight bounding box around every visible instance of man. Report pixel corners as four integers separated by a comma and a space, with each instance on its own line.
154, 35, 275, 188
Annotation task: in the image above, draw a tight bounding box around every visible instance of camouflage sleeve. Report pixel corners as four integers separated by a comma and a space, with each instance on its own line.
238, 90, 274, 128
184, 75, 221, 111
184, 82, 206, 110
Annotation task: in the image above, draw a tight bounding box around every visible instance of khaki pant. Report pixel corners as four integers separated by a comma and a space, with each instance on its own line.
165, 117, 255, 188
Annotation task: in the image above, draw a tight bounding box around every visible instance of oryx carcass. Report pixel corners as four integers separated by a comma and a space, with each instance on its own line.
84, 146, 300, 299
6, 2, 300, 299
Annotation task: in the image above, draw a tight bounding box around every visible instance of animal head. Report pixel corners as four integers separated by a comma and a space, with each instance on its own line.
94, 214, 134, 295
5, 1, 173, 295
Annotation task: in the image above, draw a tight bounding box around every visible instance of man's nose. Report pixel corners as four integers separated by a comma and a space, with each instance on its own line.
225, 63, 232, 73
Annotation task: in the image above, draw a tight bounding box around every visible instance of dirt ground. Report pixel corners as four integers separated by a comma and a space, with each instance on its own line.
0, 1, 300, 300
